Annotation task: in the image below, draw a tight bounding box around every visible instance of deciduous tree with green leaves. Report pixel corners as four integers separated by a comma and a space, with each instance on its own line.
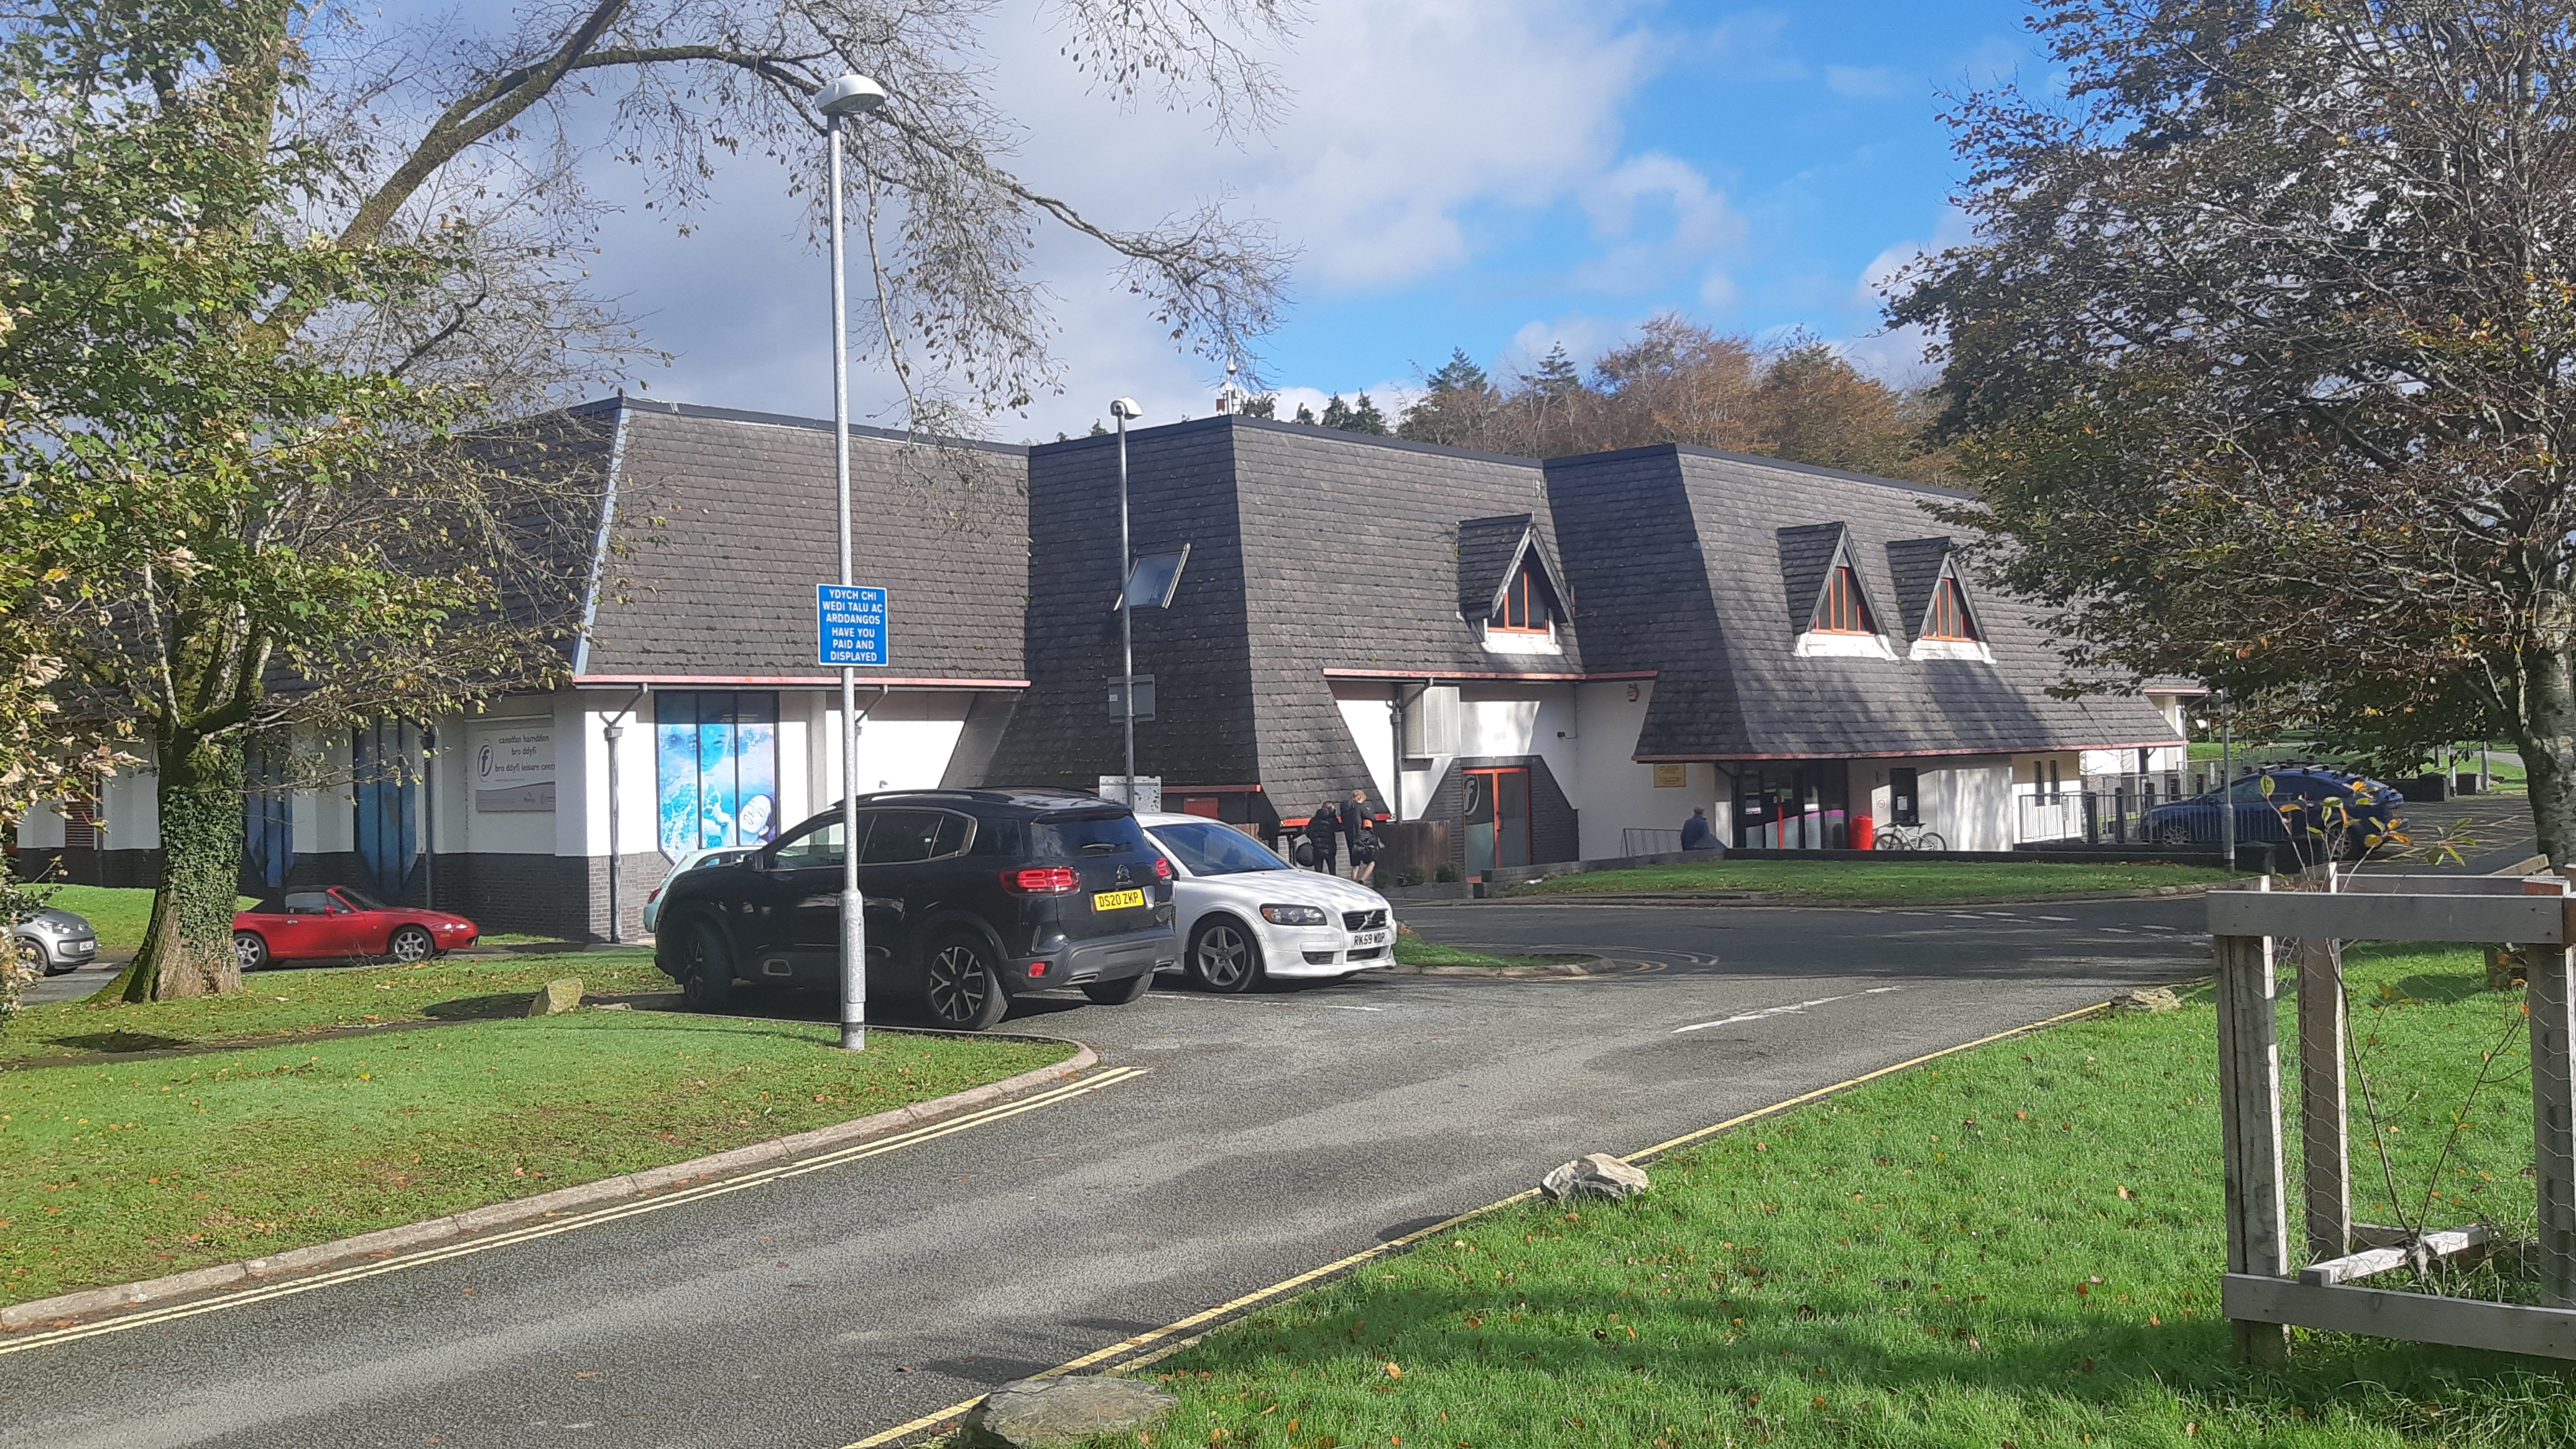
4, 0, 1296, 1001
1891, 0, 2576, 861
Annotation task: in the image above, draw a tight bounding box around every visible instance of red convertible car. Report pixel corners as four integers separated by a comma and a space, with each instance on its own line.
232, 886, 479, 970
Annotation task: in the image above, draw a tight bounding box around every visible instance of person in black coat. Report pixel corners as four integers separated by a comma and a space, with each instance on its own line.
1342, 788, 1383, 885
1305, 799, 1342, 875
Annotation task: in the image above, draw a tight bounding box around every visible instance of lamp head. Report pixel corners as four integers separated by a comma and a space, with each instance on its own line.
815, 73, 888, 117
1109, 397, 1143, 420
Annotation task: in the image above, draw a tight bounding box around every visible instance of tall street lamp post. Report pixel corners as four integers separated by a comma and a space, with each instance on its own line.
817, 71, 887, 1051
1111, 397, 1143, 802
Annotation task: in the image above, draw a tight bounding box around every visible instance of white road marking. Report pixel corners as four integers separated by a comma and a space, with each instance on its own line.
1672, 985, 1904, 1034
2036, 915, 2077, 922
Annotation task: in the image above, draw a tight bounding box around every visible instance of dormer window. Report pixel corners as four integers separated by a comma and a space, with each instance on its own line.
1811, 566, 1874, 635
1492, 563, 1551, 634
1922, 575, 1978, 642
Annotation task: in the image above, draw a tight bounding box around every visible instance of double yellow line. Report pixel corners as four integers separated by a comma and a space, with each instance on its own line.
0, 1065, 1150, 1359
841, 997, 2120, 1448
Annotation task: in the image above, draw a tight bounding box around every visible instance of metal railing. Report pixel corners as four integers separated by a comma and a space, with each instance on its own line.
2016, 775, 2188, 845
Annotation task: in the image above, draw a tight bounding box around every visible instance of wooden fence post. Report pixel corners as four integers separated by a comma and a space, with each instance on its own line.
2534, 942, 2576, 1310
2296, 936, 2351, 1260
2215, 927, 2292, 1363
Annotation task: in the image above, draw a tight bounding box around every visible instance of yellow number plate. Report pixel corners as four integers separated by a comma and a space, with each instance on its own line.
1092, 889, 1147, 912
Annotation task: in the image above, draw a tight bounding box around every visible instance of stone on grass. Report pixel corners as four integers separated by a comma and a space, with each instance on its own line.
527, 977, 584, 1016
2107, 986, 2183, 1013
1541, 1152, 1650, 1201
956, 1376, 1176, 1448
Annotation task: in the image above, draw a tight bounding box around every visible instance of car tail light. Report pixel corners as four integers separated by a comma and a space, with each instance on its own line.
1153, 857, 1171, 881
1004, 867, 1082, 895
1028, 961, 1051, 977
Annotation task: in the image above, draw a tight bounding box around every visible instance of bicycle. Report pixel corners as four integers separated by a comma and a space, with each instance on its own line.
1872, 821, 1947, 852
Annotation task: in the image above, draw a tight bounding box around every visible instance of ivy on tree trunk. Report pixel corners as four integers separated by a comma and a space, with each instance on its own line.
113, 737, 245, 1001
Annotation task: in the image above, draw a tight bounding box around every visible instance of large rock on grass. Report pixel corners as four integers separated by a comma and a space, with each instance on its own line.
957, 1376, 1176, 1448
1542, 1152, 1650, 1201
527, 977, 584, 1016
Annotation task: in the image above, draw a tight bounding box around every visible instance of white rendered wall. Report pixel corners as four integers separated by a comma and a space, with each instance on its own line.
1856, 755, 2018, 851
1569, 682, 1723, 858
444, 705, 560, 856
1332, 684, 1398, 807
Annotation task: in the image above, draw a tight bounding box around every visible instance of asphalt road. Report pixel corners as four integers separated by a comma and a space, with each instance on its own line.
0, 896, 2209, 1449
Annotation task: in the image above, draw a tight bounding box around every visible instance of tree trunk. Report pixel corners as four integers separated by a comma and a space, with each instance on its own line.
2521, 643, 2576, 869
112, 734, 247, 1001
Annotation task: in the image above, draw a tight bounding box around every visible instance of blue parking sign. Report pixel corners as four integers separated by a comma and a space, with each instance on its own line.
817, 585, 888, 666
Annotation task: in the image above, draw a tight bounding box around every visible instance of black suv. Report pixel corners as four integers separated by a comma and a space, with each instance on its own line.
651, 788, 1177, 1030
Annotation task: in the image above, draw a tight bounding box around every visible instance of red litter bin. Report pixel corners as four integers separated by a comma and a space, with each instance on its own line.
1849, 815, 1874, 850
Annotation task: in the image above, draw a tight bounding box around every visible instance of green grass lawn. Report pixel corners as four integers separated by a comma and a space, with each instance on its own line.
0, 950, 676, 1064
22, 885, 259, 953
0, 1013, 1071, 1307
1094, 945, 2564, 1449
1391, 931, 1592, 971
1503, 859, 2237, 903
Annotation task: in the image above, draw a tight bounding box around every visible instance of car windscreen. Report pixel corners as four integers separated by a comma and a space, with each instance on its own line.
1032, 811, 1152, 858
1148, 821, 1288, 876
334, 888, 388, 911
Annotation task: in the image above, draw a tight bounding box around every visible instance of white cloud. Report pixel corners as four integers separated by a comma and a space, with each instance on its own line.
1824, 64, 1897, 98
1569, 152, 1746, 295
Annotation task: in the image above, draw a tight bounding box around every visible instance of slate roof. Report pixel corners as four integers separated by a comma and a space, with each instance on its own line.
1549, 444, 2181, 759
1775, 522, 1849, 633
563, 398, 1030, 682
983, 417, 1591, 809
1882, 536, 1956, 643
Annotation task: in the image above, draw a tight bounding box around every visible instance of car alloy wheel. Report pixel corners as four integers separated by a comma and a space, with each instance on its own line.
388, 926, 435, 964
14, 937, 44, 976
681, 921, 734, 1012
233, 931, 269, 972
1188, 918, 1260, 994
2159, 822, 2197, 847
924, 934, 1008, 1031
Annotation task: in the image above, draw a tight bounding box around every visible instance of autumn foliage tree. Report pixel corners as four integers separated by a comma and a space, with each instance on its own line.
1891, 0, 2576, 862
1396, 315, 1947, 482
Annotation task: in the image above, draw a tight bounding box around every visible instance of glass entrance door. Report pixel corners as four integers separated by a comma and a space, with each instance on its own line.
1462, 767, 1531, 877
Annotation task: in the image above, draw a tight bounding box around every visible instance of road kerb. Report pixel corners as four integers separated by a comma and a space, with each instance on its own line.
0, 1040, 1097, 1331
838, 991, 2138, 1448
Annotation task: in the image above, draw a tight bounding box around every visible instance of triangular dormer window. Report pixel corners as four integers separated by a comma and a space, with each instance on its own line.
1811, 564, 1875, 635
1921, 572, 1979, 642
1492, 561, 1552, 634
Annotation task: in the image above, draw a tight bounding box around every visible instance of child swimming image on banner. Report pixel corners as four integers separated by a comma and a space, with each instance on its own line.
654, 691, 780, 860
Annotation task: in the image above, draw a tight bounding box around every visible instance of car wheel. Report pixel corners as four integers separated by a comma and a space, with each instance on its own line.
2158, 821, 2196, 847
1187, 917, 1262, 994
233, 931, 270, 972
680, 921, 735, 1012
922, 933, 1009, 1031
1081, 970, 1154, 1006
387, 926, 435, 964
16, 936, 52, 977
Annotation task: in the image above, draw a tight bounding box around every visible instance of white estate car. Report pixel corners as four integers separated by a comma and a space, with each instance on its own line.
1137, 812, 1396, 993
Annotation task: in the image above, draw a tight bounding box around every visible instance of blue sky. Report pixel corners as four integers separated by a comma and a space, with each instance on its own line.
545, 1, 2051, 436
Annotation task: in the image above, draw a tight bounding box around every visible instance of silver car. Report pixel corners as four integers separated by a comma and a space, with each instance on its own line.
12, 906, 99, 975
642, 847, 756, 934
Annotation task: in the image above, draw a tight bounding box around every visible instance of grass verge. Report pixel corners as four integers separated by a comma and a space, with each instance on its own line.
0, 950, 675, 1064
0, 1013, 1071, 1307
1391, 929, 1591, 971
1091, 945, 2565, 1449
1502, 858, 2235, 903
22, 886, 257, 953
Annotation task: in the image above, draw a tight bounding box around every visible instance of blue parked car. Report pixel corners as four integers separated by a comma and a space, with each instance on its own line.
2141, 768, 2404, 855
